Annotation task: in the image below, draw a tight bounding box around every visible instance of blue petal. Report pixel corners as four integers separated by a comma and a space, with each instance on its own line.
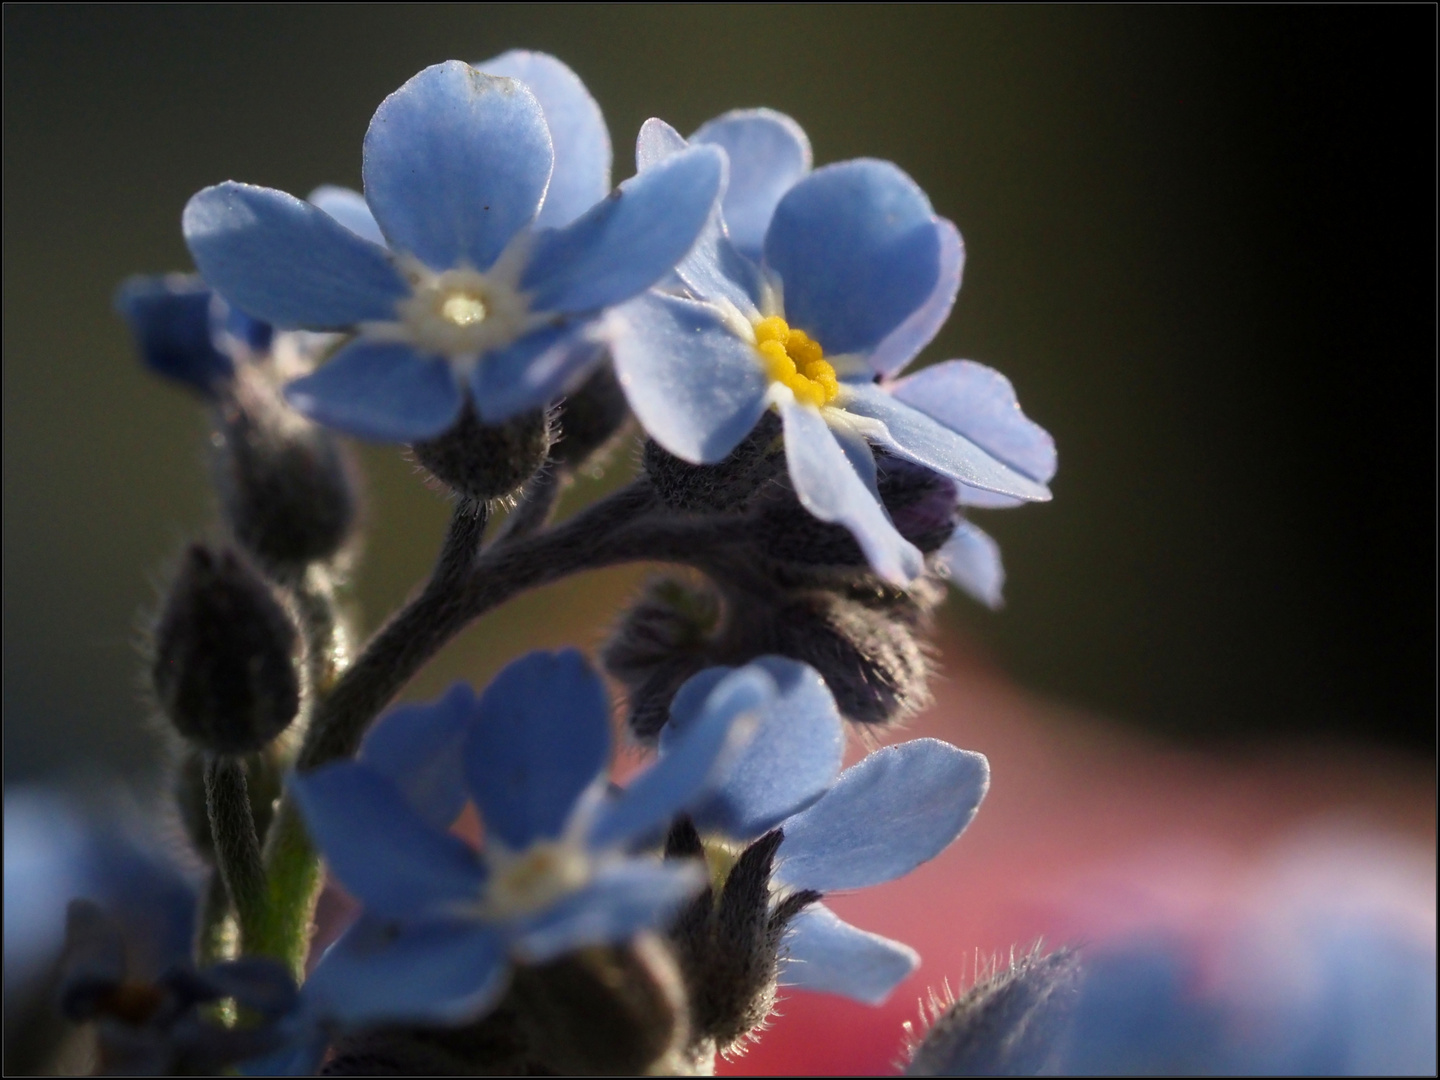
889, 359, 1056, 508
611, 293, 769, 464
775, 739, 988, 892
840, 383, 1052, 502
305, 914, 507, 1027
635, 117, 689, 171
587, 666, 768, 850
522, 145, 725, 314
362, 61, 552, 272
471, 321, 604, 423
510, 861, 705, 963
114, 274, 234, 395
282, 339, 463, 443
781, 400, 924, 585
691, 109, 811, 260
476, 51, 610, 229
466, 650, 611, 851
359, 683, 477, 830
183, 182, 406, 329
290, 763, 486, 918
829, 418, 884, 502
936, 521, 1006, 610
778, 903, 918, 1004
866, 218, 965, 377
634, 118, 777, 316
666, 658, 844, 841
763, 160, 940, 356
307, 185, 386, 248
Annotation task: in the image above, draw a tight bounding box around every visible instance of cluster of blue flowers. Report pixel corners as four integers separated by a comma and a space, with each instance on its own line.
85, 51, 1059, 1075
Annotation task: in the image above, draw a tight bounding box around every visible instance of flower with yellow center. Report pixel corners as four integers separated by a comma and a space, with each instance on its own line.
752, 315, 841, 409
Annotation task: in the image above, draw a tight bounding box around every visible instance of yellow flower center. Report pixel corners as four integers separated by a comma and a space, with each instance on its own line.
753, 316, 840, 408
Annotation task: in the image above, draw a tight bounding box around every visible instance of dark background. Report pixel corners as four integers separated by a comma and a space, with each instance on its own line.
4, 6, 1435, 785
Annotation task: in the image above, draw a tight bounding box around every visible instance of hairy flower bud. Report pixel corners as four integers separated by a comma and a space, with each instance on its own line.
322, 1005, 532, 1076
152, 545, 301, 755
642, 412, 786, 514
509, 937, 690, 1075
606, 570, 940, 737
665, 820, 821, 1055
213, 365, 360, 573
904, 947, 1081, 1077
550, 361, 631, 475
602, 576, 720, 739
410, 401, 554, 504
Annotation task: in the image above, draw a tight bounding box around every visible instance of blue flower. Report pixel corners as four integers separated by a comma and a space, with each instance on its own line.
183, 60, 724, 443
115, 273, 272, 397
662, 657, 990, 1005
610, 112, 1051, 585
285, 649, 759, 1040
892, 359, 1056, 608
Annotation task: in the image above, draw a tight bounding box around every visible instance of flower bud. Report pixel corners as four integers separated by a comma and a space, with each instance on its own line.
602, 577, 720, 740
749, 451, 961, 573
904, 947, 1081, 1077
509, 937, 690, 1075
410, 401, 554, 504
748, 585, 938, 728
665, 821, 820, 1054
322, 1006, 531, 1076
550, 361, 631, 476
213, 366, 360, 573
642, 411, 786, 514
152, 545, 301, 755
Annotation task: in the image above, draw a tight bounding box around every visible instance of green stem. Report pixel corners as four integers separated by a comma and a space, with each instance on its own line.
203, 755, 267, 952
196, 869, 238, 968
251, 484, 756, 976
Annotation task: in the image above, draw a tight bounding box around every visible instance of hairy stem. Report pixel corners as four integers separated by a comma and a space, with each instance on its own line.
203, 755, 266, 953
256, 485, 755, 974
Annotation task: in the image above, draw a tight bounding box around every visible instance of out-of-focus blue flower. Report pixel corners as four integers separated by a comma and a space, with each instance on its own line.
3, 787, 198, 1001
184, 59, 724, 443
59, 898, 298, 1075
114, 273, 273, 397
610, 113, 1051, 585
663, 657, 990, 1005
1056, 922, 1437, 1076
284, 649, 758, 1049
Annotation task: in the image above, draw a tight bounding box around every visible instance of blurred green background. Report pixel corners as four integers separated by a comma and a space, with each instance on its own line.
4, 6, 1434, 784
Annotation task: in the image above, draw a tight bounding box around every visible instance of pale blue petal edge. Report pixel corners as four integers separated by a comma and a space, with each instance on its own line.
779, 902, 919, 1005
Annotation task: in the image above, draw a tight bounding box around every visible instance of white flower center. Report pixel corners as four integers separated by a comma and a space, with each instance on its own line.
360, 239, 545, 375
483, 839, 591, 918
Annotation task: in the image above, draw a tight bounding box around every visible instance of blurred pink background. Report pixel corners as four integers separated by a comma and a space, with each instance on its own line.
717, 629, 1436, 1075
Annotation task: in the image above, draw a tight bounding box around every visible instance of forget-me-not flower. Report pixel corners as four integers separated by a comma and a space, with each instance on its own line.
114, 273, 273, 397
286, 649, 765, 1038
611, 112, 1052, 585
662, 657, 990, 1005
183, 60, 724, 442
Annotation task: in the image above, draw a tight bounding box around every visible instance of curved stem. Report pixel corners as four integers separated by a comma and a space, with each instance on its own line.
257, 484, 754, 974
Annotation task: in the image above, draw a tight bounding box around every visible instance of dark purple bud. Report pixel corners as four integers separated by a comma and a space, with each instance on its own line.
410, 400, 554, 504
152, 545, 300, 755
